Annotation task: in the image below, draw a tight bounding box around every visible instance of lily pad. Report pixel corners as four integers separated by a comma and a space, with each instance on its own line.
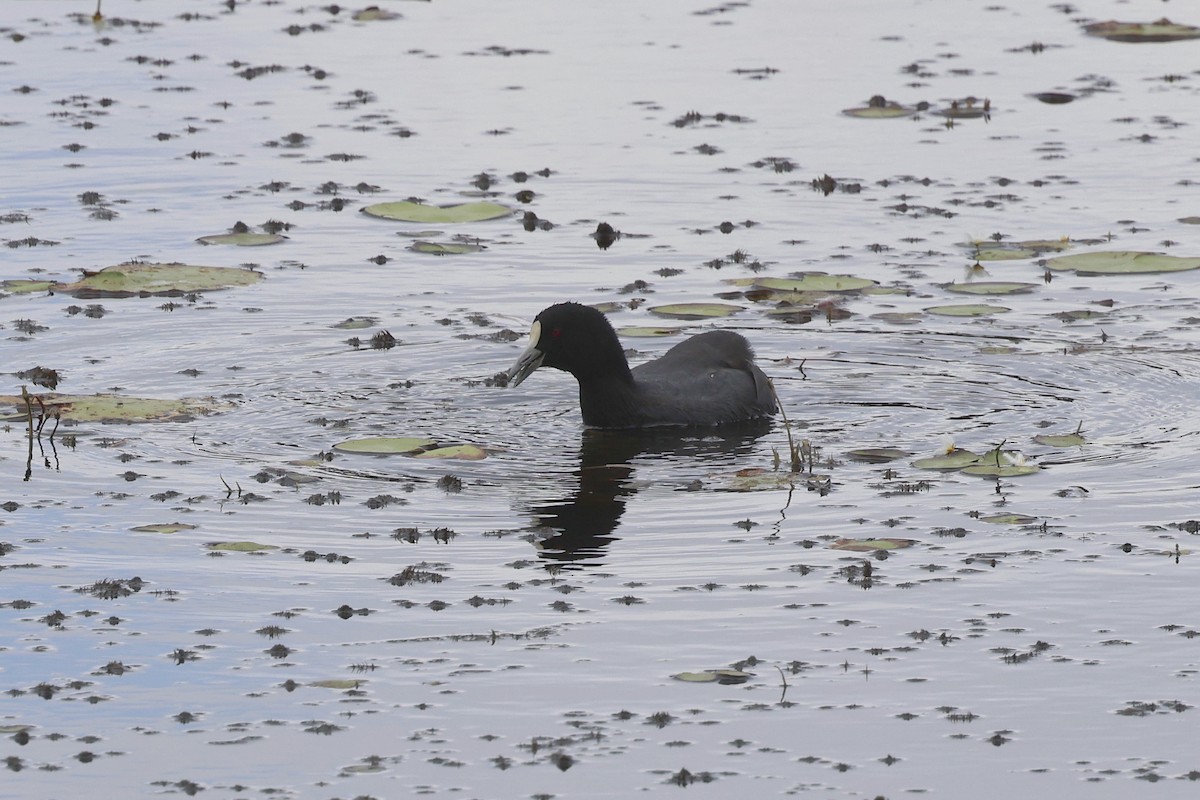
842, 97, 917, 119
130, 522, 198, 534
648, 302, 743, 319
912, 449, 982, 471
196, 232, 285, 246
310, 679, 365, 689
411, 444, 488, 460
925, 304, 1010, 317
1043, 251, 1200, 275
616, 326, 684, 338
745, 274, 878, 293
54, 262, 264, 297
1, 279, 55, 294
408, 240, 486, 255
0, 393, 231, 423
832, 538, 917, 551
332, 437, 435, 455
361, 200, 513, 223
332, 316, 379, 330
672, 669, 753, 685
1033, 432, 1086, 447
979, 513, 1040, 525
724, 467, 811, 491
942, 281, 1038, 295
871, 311, 923, 325
962, 462, 1041, 477
205, 541, 278, 552
846, 448, 911, 463
1084, 18, 1200, 43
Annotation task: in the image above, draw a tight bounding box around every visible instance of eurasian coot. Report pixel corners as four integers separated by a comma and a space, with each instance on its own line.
506, 302, 777, 428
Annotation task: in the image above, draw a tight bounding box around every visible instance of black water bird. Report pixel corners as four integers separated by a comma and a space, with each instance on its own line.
505, 302, 776, 428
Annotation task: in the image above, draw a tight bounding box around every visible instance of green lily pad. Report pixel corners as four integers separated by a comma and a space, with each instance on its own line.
846, 448, 911, 463
352, 7, 399, 20
943, 281, 1038, 295
648, 303, 743, 319
842, 98, 917, 119
962, 462, 1041, 477
672, 669, 754, 685
408, 240, 485, 255
970, 247, 1040, 261
361, 200, 513, 223
196, 232, 285, 246
206, 541, 278, 552
1044, 251, 1200, 275
871, 311, 923, 325
724, 468, 812, 492
0, 393, 232, 423
747, 274, 878, 293
1, 279, 55, 294
1055, 250, 1200, 275
54, 262, 264, 297
925, 304, 1010, 317
332, 437, 435, 455
411, 444, 488, 460
130, 522, 198, 534
832, 538, 917, 551
310, 679, 365, 689
1084, 18, 1200, 43
912, 449, 982, 470
979, 513, 1040, 525
1033, 433, 1086, 447
616, 326, 684, 338
936, 100, 990, 119
332, 316, 379, 330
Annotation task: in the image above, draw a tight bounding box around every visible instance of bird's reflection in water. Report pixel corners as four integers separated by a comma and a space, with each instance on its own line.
531, 420, 773, 569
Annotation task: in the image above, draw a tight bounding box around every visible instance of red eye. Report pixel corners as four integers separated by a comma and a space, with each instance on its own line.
551, 327, 562, 337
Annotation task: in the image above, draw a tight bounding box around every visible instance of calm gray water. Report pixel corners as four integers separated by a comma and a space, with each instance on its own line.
3, 0, 1200, 797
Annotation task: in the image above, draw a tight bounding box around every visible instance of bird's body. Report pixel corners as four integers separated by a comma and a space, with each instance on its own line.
506, 302, 776, 428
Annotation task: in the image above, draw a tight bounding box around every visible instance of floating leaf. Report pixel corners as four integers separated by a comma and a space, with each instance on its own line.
1043, 251, 1200, 275
935, 100, 990, 119
912, 449, 982, 470
332, 316, 379, 330
842, 98, 917, 119
748, 274, 877, 293
846, 448, 910, 463
131, 522, 198, 534
871, 311, 923, 325
361, 200, 512, 223
1, 279, 55, 294
971, 247, 1040, 261
616, 326, 684, 338
1084, 19, 1200, 43
310, 679, 365, 689
925, 304, 1010, 317
408, 240, 485, 255
205, 541, 278, 552
54, 262, 264, 297
979, 513, 1040, 525
672, 669, 754, 685
1033, 433, 1086, 447
412, 444, 488, 460
962, 463, 1041, 477
332, 437, 435, 454
723, 467, 820, 492
943, 281, 1038, 295
0, 393, 231, 423
832, 538, 917, 551
648, 303, 743, 319
195, 232, 285, 246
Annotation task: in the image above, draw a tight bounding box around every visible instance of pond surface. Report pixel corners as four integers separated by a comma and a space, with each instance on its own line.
4, 0, 1200, 797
